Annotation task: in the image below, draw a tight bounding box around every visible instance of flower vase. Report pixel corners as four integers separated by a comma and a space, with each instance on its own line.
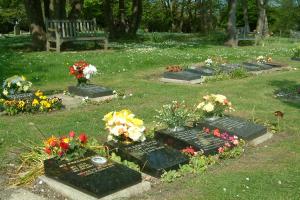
168, 126, 185, 132
205, 115, 220, 122
77, 78, 88, 87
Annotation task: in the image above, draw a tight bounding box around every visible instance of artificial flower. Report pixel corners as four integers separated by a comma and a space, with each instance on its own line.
78, 133, 88, 143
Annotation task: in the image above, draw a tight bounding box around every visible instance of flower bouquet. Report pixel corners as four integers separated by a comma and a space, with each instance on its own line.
155, 101, 190, 131
44, 131, 89, 161
69, 61, 97, 86
166, 65, 183, 72
0, 90, 63, 115
2, 75, 32, 97
196, 94, 233, 120
256, 55, 272, 64
103, 109, 146, 143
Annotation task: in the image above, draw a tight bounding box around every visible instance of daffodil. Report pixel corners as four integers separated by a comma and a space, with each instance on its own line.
32, 99, 39, 106
35, 90, 43, 97
17, 101, 26, 109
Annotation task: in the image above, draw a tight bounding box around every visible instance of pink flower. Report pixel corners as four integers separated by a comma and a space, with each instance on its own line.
233, 139, 239, 146
213, 129, 221, 137
69, 131, 75, 138
203, 127, 210, 133
218, 147, 224, 153
225, 142, 231, 148
182, 146, 197, 156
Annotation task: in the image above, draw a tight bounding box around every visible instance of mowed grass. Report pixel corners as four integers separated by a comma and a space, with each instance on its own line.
0, 34, 299, 199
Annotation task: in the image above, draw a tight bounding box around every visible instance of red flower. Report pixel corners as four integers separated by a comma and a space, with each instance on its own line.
78, 133, 88, 144
182, 146, 196, 156
58, 151, 64, 157
203, 127, 210, 133
213, 129, 221, 137
60, 141, 70, 150
69, 66, 76, 75
49, 140, 58, 147
76, 73, 84, 79
224, 99, 229, 105
69, 131, 75, 138
44, 147, 51, 155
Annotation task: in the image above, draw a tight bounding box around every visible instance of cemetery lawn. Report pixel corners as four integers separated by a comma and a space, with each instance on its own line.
0, 34, 299, 199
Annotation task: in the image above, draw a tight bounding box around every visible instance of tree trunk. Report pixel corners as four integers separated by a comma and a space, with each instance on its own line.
256, 0, 269, 37
68, 0, 83, 19
119, 0, 126, 33
49, 0, 66, 19
225, 0, 237, 47
44, 0, 50, 19
242, 0, 250, 32
24, 0, 46, 50
129, 0, 143, 35
104, 0, 115, 38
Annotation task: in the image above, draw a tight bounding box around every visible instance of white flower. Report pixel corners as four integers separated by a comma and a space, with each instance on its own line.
2, 89, 8, 96
83, 64, 97, 79
202, 102, 214, 112
214, 94, 227, 104
16, 82, 21, 87
23, 85, 29, 92
110, 125, 126, 136
128, 126, 145, 141
197, 102, 205, 109
107, 135, 113, 141
205, 58, 213, 66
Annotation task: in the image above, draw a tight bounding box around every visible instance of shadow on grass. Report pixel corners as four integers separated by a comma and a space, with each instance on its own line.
269, 80, 300, 109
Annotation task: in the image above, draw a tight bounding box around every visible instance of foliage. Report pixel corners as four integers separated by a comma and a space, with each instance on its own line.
110, 152, 140, 172
0, 90, 63, 115
155, 101, 191, 128
292, 46, 300, 58
2, 75, 32, 96
103, 109, 146, 142
228, 67, 249, 79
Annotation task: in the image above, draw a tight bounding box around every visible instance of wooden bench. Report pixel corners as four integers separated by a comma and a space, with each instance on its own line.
236, 27, 258, 45
45, 18, 108, 52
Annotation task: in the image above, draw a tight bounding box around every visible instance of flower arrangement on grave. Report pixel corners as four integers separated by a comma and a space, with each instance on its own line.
256, 55, 272, 64
155, 101, 191, 131
2, 75, 32, 97
103, 109, 146, 143
196, 94, 233, 119
0, 90, 63, 115
166, 65, 183, 72
204, 58, 213, 67
69, 61, 97, 86
203, 127, 244, 158
44, 131, 89, 160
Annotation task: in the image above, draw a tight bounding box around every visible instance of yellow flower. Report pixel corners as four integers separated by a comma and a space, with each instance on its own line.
62, 137, 70, 143
32, 99, 39, 106
44, 135, 58, 146
35, 90, 43, 97
103, 111, 113, 122
39, 95, 47, 100
17, 101, 26, 109
21, 76, 26, 81
40, 100, 51, 108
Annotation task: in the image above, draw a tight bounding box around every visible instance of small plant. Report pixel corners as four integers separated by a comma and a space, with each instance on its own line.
196, 94, 233, 118
229, 68, 249, 79
155, 101, 191, 129
2, 75, 32, 97
103, 109, 146, 143
69, 61, 97, 86
292, 46, 300, 58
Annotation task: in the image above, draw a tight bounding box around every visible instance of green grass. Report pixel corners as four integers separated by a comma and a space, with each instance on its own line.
0, 34, 299, 199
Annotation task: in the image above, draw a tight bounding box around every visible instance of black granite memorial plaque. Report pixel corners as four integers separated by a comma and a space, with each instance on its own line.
264, 62, 285, 68
107, 139, 189, 177
68, 84, 113, 98
291, 57, 300, 61
196, 116, 267, 140
44, 152, 141, 198
155, 128, 226, 155
163, 71, 202, 80
219, 64, 242, 73
185, 67, 216, 76
6, 93, 34, 101
242, 62, 273, 71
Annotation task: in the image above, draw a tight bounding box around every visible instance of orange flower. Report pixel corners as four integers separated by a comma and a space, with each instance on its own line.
45, 136, 58, 147
213, 129, 221, 137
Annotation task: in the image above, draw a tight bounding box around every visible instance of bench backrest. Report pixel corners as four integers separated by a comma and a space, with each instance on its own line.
236, 27, 256, 38
45, 19, 98, 39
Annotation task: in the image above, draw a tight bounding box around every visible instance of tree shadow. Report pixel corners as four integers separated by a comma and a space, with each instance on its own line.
269, 80, 300, 109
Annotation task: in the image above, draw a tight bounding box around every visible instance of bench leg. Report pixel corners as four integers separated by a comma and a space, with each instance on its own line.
46, 41, 50, 51
104, 39, 108, 50
56, 40, 61, 53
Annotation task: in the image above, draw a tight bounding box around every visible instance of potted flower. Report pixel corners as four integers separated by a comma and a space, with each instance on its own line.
2, 75, 32, 99
155, 101, 190, 132
165, 65, 183, 72
103, 109, 146, 144
196, 94, 233, 121
69, 61, 97, 86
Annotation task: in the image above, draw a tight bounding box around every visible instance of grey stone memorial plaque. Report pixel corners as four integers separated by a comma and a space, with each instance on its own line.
6, 92, 34, 101
68, 84, 113, 98
196, 116, 267, 140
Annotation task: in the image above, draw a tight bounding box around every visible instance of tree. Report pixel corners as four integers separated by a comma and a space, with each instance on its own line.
69, 0, 84, 19
225, 0, 237, 47
24, 0, 46, 50
242, 0, 250, 32
256, 0, 268, 37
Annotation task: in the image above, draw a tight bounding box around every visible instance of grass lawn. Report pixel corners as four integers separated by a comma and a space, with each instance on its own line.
0, 33, 299, 199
